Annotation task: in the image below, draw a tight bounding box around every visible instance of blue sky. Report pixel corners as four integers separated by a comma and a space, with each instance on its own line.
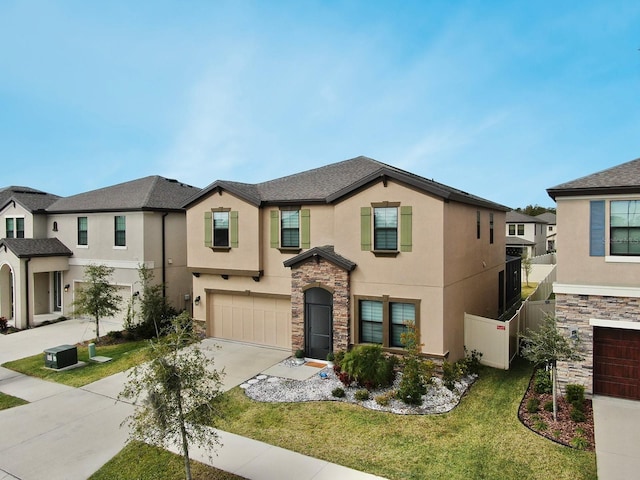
1, 1, 639, 208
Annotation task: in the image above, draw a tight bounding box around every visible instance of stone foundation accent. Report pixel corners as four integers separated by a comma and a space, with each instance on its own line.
555, 292, 640, 396
290, 257, 350, 355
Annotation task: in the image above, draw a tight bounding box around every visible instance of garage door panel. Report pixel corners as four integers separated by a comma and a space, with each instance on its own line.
208, 293, 291, 349
594, 327, 640, 400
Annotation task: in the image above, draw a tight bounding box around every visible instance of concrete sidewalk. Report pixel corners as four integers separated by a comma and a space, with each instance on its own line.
0, 322, 387, 480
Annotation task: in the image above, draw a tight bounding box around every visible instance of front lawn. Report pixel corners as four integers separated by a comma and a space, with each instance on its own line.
214, 358, 596, 480
0, 391, 28, 410
90, 441, 245, 480
1, 340, 150, 387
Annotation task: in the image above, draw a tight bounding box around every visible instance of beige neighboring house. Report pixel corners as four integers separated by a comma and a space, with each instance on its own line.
0, 177, 199, 329
548, 157, 640, 400
505, 211, 548, 258
536, 212, 557, 252
185, 156, 512, 362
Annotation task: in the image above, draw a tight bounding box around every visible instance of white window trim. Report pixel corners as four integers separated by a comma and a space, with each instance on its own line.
605, 256, 640, 264
590, 318, 640, 331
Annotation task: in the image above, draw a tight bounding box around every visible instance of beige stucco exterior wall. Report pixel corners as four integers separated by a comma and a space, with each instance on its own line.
556, 195, 640, 287
0, 203, 32, 238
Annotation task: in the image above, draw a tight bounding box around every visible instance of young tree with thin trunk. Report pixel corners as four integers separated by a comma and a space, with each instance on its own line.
520, 315, 583, 421
521, 252, 532, 287
120, 312, 225, 480
72, 264, 122, 342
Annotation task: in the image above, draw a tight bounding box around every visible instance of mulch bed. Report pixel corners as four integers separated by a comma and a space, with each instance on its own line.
518, 370, 595, 451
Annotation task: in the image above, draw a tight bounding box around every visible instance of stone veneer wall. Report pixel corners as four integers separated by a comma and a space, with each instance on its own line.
290, 257, 350, 355
555, 292, 640, 396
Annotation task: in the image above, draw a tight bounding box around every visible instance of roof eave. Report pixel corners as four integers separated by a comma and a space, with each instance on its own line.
547, 185, 640, 200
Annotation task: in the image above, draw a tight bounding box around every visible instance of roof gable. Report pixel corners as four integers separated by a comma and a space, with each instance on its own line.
0, 186, 60, 213
187, 156, 510, 212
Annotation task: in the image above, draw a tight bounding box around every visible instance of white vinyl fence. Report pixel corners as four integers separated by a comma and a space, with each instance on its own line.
464, 265, 556, 369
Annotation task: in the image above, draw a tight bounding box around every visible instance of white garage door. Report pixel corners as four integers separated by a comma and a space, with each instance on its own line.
74, 282, 132, 327
208, 293, 291, 349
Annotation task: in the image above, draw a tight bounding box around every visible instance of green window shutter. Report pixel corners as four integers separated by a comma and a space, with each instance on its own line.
301, 209, 310, 249
270, 210, 279, 248
400, 206, 412, 252
361, 207, 372, 251
230, 211, 239, 248
204, 211, 213, 247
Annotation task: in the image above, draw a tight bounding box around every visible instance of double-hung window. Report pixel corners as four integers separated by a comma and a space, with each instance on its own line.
281, 210, 300, 248
77, 217, 88, 246
357, 296, 419, 349
114, 215, 126, 247
374, 207, 398, 250
5, 218, 24, 238
610, 200, 640, 255
213, 211, 230, 247
508, 224, 515, 235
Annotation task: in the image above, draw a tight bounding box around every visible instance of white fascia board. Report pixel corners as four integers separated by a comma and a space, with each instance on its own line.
590, 318, 640, 331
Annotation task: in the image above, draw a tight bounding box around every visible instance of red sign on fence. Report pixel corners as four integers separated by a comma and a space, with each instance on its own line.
497, 325, 506, 330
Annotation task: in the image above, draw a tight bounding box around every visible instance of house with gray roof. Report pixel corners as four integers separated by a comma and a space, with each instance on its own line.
185, 156, 516, 362
505, 210, 548, 257
0, 177, 200, 329
548, 157, 640, 401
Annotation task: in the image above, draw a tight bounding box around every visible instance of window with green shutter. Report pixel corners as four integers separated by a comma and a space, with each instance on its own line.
204, 209, 238, 249
271, 208, 309, 251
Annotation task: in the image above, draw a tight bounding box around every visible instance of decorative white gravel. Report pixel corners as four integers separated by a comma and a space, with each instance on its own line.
243, 364, 476, 415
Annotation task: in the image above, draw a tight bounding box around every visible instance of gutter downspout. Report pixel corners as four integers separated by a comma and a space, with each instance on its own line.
25, 257, 31, 329
162, 212, 168, 299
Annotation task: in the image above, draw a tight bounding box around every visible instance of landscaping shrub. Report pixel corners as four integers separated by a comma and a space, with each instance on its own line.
533, 368, 552, 394
442, 360, 463, 391
331, 387, 345, 398
526, 397, 540, 413
570, 435, 589, 450
396, 320, 433, 405
375, 391, 395, 407
565, 383, 585, 410
570, 406, 586, 423
338, 371, 353, 387
460, 347, 483, 376
354, 389, 370, 401
543, 400, 554, 412
340, 344, 395, 389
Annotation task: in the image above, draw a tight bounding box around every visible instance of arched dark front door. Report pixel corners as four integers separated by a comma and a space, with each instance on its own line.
305, 288, 333, 359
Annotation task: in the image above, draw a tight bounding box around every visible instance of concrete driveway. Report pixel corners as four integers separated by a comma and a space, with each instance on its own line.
0, 321, 289, 480
592, 395, 640, 480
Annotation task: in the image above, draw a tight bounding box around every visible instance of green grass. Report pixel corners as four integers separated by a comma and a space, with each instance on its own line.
0, 391, 28, 410
521, 282, 539, 300
89, 441, 245, 480
1, 340, 150, 387
213, 358, 596, 480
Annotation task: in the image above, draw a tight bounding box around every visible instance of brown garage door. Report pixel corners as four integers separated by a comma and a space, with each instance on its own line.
208, 293, 291, 350
593, 327, 640, 400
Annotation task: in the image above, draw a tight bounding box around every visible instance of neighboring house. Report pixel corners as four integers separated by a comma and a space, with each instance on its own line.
505, 211, 547, 257
548, 157, 640, 400
185, 156, 513, 362
536, 212, 557, 252
0, 177, 199, 329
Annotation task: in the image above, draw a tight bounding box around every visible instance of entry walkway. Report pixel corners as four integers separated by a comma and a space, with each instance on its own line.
592, 395, 640, 480
0, 321, 387, 479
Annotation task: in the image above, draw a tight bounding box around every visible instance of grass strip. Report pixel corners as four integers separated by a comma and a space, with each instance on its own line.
0, 391, 28, 410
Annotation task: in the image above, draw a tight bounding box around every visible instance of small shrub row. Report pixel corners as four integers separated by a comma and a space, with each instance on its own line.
534, 369, 552, 394
565, 383, 586, 423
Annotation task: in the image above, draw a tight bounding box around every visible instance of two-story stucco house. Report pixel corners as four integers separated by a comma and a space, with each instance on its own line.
185, 156, 511, 362
505, 210, 548, 257
0, 177, 199, 329
548, 157, 640, 400
536, 212, 557, 252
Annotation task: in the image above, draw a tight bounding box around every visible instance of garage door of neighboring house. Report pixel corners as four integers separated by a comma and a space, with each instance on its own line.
593, 327, 640, 400
208, 293, 291, 350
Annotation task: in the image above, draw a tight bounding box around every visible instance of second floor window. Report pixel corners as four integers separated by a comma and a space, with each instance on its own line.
114, 215, 126, 247
5, 217, 24, 238
77, 217, 88, 245
610, 200, 640, 256
374, 207, 398, 250
281, 210, 300, 248
213, 211, 229, 247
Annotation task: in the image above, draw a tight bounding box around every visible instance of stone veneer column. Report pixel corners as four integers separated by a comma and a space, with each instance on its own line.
555, 292, 640, 396
290, 257, 350, 354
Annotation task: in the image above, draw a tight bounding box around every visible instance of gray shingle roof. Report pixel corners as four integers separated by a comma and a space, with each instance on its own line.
0, 238, 73, 258
535, 212, 556, 224
505, 211, 547, 223
547, 157, 640, 199
47, 176, 200, 213
283, 245, 357, 271
0, 186, 60, 212
187, 156, 510, 211
506, 236, 536, 246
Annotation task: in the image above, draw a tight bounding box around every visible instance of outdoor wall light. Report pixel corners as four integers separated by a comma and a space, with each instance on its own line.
194, 296, 201, 305
64, 284, 70, 292
133, 291, 140, 297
